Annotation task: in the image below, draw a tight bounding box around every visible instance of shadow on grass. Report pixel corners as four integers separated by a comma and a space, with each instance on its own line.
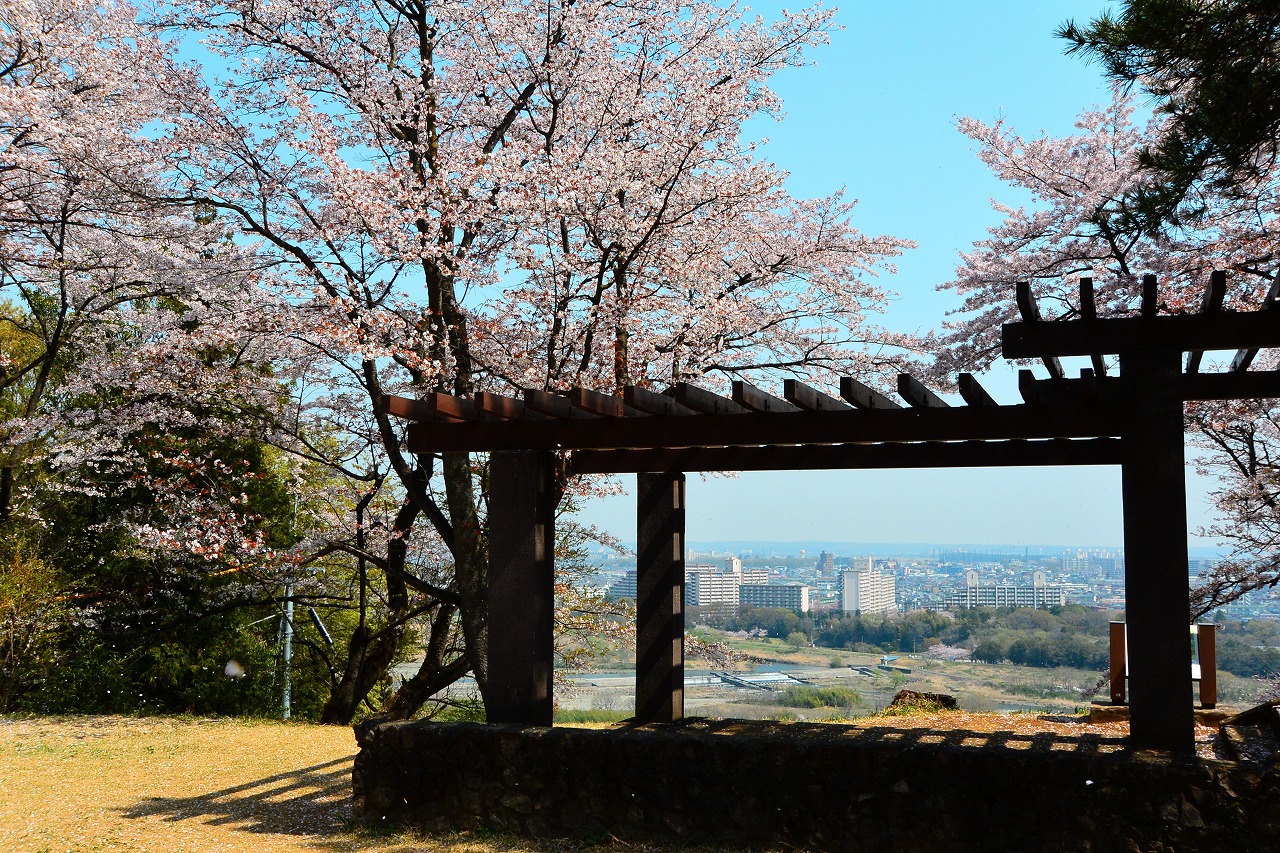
117, 756, 609, 852
120, 755, 354, 838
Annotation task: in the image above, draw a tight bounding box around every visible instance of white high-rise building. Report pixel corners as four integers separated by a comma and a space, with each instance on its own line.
685, 560, 773, 609
685, 565, 740, 608
841, 558, 896, 615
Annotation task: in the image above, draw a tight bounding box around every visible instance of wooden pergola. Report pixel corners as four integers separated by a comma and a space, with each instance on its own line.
386, 272, 1280, 755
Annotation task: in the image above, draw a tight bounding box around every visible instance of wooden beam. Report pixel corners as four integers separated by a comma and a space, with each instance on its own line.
408, 404, 1126, 453
379, 393, 435, 422
1015, 369, 1280, 403
1141, 273, 1159, 318
1186, 270, 1227, 374
1016, 281, 1041, 322
428, 392, 476, 422
1017, 369, 1041, 405
898, 373, 949, 408
1109, 622, 1127, 705
1181, 369, 1280, 400
476, 391, 537, 420
1079, 277, 1097, 321
379, 391, 476, 422
569, 438, 1123, 474
486, 450, 555, 726
1229, 275, 1280, 372
839, 376, 901, 410
523, 389, 599, 419
624, 385, 697, 416
1201, 269, 1227, 314
957, 373, 997, 407
570, 387, 646, 418
1044, 355, 1066, 380
784, 379, 851, 411
1080, 277, 1107, 376
1004, 308, 1280, 358
1019, 370, 1108, 407
1012, 281, 1064, 378
732, 380, 801, 413
672, 382, 750, 415
635, 472, 685, 723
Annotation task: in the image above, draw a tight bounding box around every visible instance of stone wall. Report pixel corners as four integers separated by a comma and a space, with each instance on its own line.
353, 718, 1280, 852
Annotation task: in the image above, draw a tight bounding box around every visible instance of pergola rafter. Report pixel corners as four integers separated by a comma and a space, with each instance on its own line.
386, 271, 1280, 755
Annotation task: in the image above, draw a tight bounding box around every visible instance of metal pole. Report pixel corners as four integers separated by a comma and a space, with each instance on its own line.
282, 578, 294, 720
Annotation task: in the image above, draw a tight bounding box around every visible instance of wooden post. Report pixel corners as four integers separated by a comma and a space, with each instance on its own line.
1199, 623, 1217, 709
486, 450, 556, 726
1120, 348, 1195, 754
635, 472, 686, 723
1109, 621, 1127, 705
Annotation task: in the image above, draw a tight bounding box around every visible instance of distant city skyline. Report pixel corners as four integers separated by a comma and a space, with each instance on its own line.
578, 462, 1223, 552
590, 537, 1224, 562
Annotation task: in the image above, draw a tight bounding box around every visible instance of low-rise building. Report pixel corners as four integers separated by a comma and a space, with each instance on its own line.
740, 583, 811, 613
944, 569, 1065, 610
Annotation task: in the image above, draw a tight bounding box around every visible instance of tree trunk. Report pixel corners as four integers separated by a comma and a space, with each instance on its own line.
372, 603, 466, 721
442, 451, 489, 699
319, 499, 417, 724
0, 466, 13, 522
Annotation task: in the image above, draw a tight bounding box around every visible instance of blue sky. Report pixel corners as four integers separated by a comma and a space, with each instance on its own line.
576, 1, 1226, 551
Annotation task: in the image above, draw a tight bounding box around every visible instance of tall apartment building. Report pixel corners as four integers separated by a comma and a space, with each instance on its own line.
685, 561, 769, 609
944, 569, 1065, 610
685, 565, 740, 608
841, 558, 896, 615
818, 551, 835, 575
740, 583, 811, 613
606, 570, 637, 601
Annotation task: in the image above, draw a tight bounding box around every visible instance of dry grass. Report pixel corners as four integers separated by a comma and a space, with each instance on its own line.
0, 712, 1227, 852
0, 715, 759, 853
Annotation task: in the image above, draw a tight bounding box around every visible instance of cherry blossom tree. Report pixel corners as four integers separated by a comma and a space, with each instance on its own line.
154, 0, 914, 722
935, 90, 1280, 618
0, 0, 322, 712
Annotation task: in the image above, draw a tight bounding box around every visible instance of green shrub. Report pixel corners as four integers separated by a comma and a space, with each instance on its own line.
775, 685, 862, 709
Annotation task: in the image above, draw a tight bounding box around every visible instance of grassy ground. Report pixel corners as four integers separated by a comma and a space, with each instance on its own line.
1, 710, 1231, 852
0, 715, 771, 853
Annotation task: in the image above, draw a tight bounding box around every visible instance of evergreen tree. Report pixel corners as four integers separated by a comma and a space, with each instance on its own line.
1061, 1, 1280, 224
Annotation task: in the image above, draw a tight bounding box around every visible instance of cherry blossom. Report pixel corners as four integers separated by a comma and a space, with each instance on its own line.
141, 0, 915, 721
938, 89, 1280, 616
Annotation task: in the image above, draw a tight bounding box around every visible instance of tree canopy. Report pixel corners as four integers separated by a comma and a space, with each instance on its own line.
0, 0, 914, 722
1060, 1, 1280, 224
